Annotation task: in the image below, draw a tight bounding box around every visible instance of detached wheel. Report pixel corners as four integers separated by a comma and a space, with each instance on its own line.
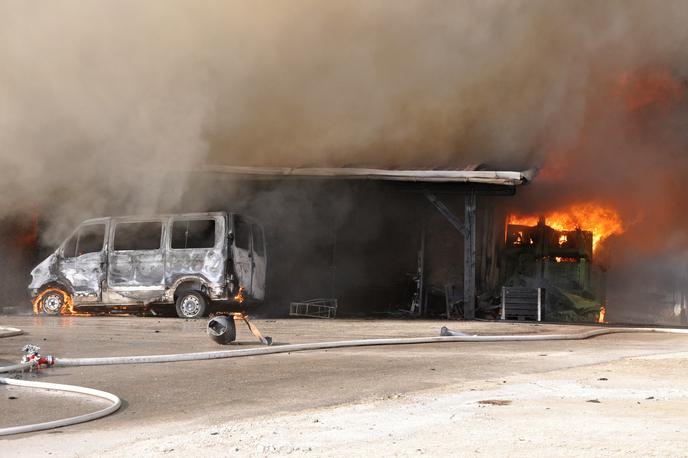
175, 291, 208, 319
40, 291, 65, 315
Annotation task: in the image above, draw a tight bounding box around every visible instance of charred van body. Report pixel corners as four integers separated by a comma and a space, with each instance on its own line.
28, 212, 266, 318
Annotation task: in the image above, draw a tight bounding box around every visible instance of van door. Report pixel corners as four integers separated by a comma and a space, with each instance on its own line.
167, 216, 225, 288
61, 222, 108, 303
251, 223, 266, 300
107, 220, 165, 303
230, 216, 253, 296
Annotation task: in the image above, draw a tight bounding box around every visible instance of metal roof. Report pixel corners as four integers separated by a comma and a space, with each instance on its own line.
197, 165, 534, 186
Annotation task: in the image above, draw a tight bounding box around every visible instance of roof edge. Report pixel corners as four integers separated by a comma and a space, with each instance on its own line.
197, 165, 533, 186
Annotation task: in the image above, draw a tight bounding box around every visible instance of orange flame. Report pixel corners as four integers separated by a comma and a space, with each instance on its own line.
18, 212, 39, 248
234, 286, 246, 304
508, 215, 539, 227
508, 202, 624, 252
617, 69, 684, 113
597, 305, 606, 324
32, 287, 92, 316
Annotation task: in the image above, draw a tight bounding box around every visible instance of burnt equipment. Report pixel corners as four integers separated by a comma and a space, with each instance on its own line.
207, 313, 272, 346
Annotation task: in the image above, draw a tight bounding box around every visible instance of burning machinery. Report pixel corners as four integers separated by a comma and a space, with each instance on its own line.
505, 218, 594, 292
503, 217, 605, 321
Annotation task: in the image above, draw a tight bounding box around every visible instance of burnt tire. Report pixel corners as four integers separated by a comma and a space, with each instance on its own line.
175, 291, 208, 319
39, 290, 65, 315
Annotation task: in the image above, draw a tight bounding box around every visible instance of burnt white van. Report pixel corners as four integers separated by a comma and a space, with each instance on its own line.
28, 212, 266, 318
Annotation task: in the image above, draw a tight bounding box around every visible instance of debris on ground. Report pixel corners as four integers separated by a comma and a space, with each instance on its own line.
478, 400, 512, 406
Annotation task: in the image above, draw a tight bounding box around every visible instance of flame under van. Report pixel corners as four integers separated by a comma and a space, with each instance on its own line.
28, 212, 266, 318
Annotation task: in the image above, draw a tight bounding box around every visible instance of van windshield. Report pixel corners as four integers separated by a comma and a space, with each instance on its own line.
63, 224, 106, 258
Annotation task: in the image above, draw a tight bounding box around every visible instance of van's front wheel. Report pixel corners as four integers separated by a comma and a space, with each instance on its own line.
175, 291, 208, 319
40, 291, 65, 315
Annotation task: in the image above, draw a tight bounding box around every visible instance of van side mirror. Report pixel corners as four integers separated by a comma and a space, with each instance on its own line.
228, 231, 234, 244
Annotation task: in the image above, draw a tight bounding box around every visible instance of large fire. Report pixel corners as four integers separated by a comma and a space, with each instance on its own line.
508, 202, 624, 252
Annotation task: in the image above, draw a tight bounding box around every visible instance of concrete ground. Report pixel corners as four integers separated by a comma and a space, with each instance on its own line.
1, 315, 688, 457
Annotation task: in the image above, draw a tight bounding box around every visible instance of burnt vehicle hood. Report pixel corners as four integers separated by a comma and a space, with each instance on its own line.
29, 253, 58, 291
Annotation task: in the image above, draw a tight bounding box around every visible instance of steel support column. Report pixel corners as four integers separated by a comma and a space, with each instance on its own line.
463, 192, 477, 319
424, 190, 477, 320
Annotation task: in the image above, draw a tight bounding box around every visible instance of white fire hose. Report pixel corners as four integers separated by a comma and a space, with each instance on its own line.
0, 325, 122, 436
0, 377, 121, 436
28, 326, 688, 367
0, 326, 23, 338
1, 325, 688, 436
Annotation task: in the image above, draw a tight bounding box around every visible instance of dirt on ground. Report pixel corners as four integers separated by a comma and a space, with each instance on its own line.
1, 316, 688, 457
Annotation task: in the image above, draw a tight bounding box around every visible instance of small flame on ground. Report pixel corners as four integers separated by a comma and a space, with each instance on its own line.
597, 305, 606, 324
234, 286, 246, 304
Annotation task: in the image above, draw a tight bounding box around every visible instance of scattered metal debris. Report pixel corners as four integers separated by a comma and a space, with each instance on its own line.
478, 400, 512, 406
289, 299, 338, 318
501, 287, 544, 321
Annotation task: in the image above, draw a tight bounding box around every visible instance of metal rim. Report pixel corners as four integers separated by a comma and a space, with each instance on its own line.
42, 293, 64, 314
180, 294, 201, 317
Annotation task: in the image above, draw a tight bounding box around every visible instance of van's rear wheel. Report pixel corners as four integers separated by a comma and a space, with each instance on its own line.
40, 291, 65, 315
175, 291, 208, 319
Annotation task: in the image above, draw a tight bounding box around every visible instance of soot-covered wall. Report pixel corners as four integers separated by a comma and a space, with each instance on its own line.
175, 176, 508, 316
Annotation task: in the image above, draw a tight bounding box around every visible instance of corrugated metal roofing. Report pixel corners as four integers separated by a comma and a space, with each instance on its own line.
198, 165, 534, 186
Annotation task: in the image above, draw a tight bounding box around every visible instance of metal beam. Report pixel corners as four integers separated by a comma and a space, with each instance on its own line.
424, 192, 465, 235
464, 192, 477, 320
197, 165, 533, 186
424, 191, 477, 319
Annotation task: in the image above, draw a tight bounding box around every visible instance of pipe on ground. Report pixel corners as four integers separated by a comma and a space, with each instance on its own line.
0, 377, 121, 436
0, 326, 684, 370
1, 325, 687, 436
0, 326, 23, 338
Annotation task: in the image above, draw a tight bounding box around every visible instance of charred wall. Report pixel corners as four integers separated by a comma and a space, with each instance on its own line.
174, 175, 511, 316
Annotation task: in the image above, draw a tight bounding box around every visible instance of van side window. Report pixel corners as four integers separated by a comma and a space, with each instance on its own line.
252, 224, 264, 256
113, 221, 162, 251
171, 219, 216, 249
235, 218, 251, 250
78, 224, 105, 255
63, 233, 78, 258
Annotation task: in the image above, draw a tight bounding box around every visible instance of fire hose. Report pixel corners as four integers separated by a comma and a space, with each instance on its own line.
0, 329, 122, 436
0, 326, 23, 338
0, 377, 121, 436
1, 325, 688, 436
1, 326, 687, 370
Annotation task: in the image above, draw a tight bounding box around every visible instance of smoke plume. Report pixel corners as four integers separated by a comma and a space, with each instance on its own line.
1, 1, 688, 248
